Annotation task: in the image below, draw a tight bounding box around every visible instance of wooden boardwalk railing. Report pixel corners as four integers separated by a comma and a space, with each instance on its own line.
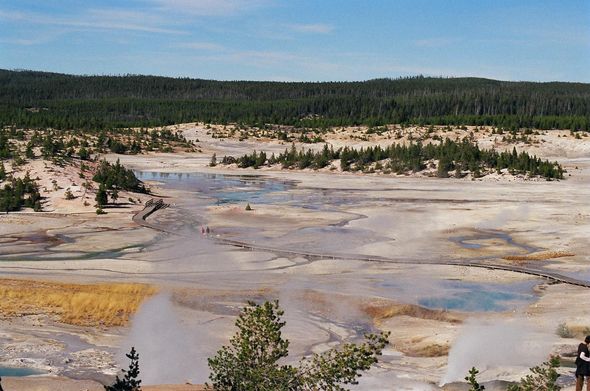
134, 201, 590, 288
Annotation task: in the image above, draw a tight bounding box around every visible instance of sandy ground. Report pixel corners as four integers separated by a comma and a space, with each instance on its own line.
0, 376, 206, 391
0, 123, 588, 390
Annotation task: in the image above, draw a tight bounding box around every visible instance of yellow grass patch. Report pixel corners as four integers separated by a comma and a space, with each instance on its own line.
567, 324, 590, 339
503, 251, 575, 262
362, 303, 462, 326
0, 279, 156, 327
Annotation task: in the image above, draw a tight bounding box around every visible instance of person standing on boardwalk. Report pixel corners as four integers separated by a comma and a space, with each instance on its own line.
576, 335, 590, 391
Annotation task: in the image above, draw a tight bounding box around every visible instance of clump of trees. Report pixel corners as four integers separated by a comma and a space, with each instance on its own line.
222, 138, 564, 180
0, 172, 41, 212
92, 159, 145, 206
93, 159, 145, 193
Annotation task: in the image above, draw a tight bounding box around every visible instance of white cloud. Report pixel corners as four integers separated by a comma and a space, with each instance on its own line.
176, 41, 225, 51
288, 23, 334, 34
0, 9, 185, 35
150, 0, 271, 16
414, 38, 457, 47
0, 36, 53, 46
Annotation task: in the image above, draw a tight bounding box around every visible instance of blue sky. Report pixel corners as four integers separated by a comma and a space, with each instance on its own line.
1, 0, 589, 82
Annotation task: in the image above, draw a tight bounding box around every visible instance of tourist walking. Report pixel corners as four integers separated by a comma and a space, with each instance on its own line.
576, 335, 590, 391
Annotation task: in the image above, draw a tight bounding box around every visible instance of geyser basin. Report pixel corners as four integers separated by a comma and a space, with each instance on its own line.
417, 280, 539, 312
135, 171, 296, 205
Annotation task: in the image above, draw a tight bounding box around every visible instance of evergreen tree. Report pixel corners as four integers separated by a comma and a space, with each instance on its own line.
64, 189, 75, 200
110, 188, 119, 204
95, 184, 108, 206
78, 147, 90, 160
25, 142, 34, 159
507, 356, 561, 391
437, 155, 453, 178
208, 300, 389, 391
105, 347, 142, 391
465, 367, 485, 391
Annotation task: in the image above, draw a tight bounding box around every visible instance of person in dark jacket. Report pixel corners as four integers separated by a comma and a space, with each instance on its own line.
576, 335, 590, 391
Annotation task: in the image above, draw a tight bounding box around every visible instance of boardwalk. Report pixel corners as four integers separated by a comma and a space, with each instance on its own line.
135, 201, 590, 289
132, 198, 171, 233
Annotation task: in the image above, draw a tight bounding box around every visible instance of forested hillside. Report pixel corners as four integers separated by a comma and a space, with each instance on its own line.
1, 69, 589, 130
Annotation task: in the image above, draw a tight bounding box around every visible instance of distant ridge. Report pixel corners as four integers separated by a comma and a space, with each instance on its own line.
1, 69, 589, 130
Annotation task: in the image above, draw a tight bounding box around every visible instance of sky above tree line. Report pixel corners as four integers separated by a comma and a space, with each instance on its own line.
0, 0, 588, 82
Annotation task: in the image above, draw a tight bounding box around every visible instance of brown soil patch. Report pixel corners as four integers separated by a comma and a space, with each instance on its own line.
0, 278, 156, 326
503, 251, 575, 262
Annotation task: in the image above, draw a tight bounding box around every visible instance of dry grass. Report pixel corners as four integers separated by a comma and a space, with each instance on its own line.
390, 336, 451, 357
398, 342, 450, 357
362, 302, 462, 326
0, 279, 156, 327
503, 250, 575, 262
565, 324, 590, 340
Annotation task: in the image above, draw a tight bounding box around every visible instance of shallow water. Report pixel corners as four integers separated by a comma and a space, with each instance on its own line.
449, 230, 539, 253
417, 280, 539, 312
0, 367, 44, 376
135, 171, 297, 205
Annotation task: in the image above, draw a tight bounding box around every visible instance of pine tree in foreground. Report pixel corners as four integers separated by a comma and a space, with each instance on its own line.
207, 300, 390, 391
105, 347, 142, 391
467, 355, 561, 391
465, 367, 485, 391
507, 355, 561, 391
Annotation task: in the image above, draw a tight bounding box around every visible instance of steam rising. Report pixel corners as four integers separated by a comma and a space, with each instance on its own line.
441, 317, 554, 385
120, 293, 212, 385
476, 205, 529, 230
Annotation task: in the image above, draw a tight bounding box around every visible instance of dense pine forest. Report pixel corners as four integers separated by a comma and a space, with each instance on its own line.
1, 69, 589, 131
221, 139, 564, 180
